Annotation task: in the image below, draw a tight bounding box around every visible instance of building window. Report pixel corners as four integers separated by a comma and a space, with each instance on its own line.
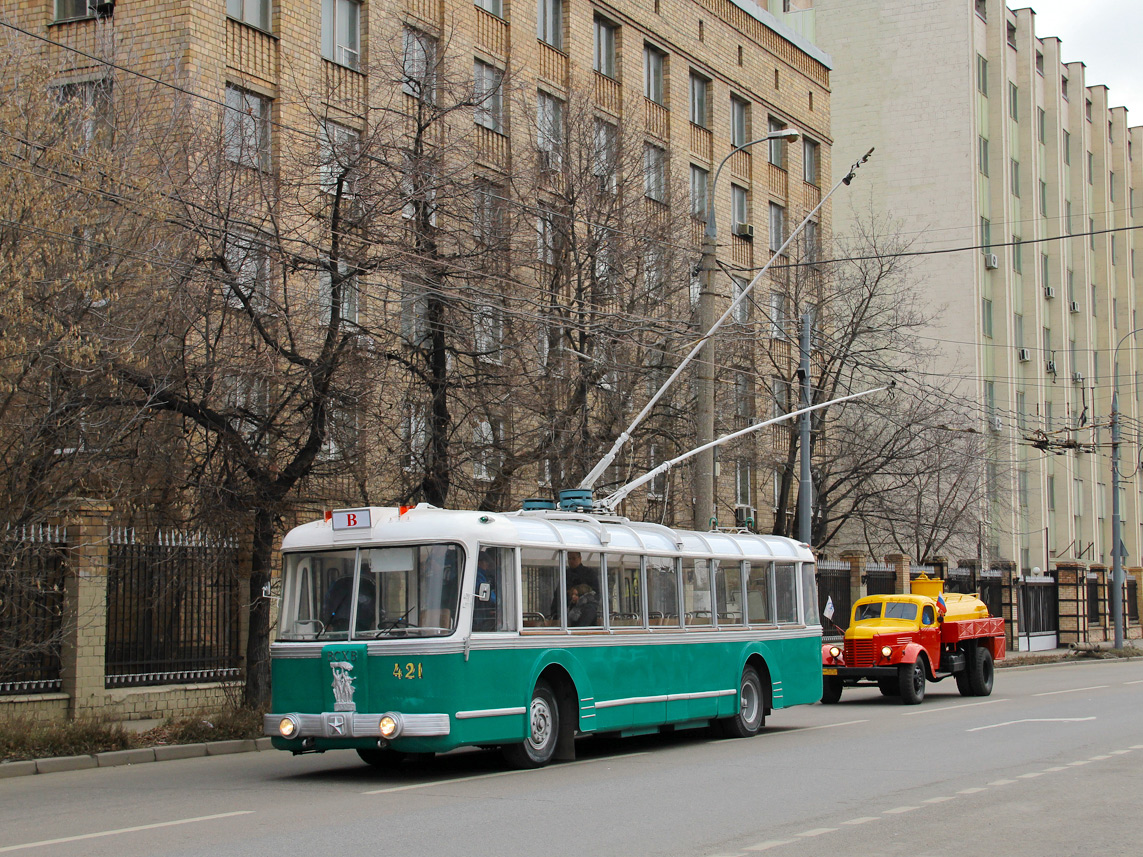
736, 460, 752, 507
1007, 20, 1017, 49
473, 60, 504, 132
974, 0, 987, 21
976, 54, 988, 94
644, 45, 665, 105
803, 137, 819, 185
1010, 158, 1020, 197
1063, 130, 1071, 164
1014, 312, 1024, 349
475, 303, 504, 363
537, 0, 563, 50
730, 96, 749, 148
978, 136, 989, 175
224, 84, 270, 171
804, 219, 820, 262
1085, 98, 1092, 121
1016, 391, 1027, 431
769, 292, 789, 341
1090, 218, 1095, 250
769, 202, 785, 252
319, 258, 359, 326
473, 180, 505, 246
1061, 75, 1069, 100
1013, 236, 1022, 273
731, 278, 749, 324
593, 16, 617, 79
770, 376, 789, 418
980, 217, 991, 253
319, 120, 360, 196
591, 119, 618, 194
1009, 82, 1019, 120
768, 116, 787, 167
689, 71, 709, 128
537, 91, 564, 170
1039, 180, 1047, 216
726, 186, 749, 241
321, 0, 361, 70
476, 0, 503, 17
401, 27, 437, 101
537, 210, 557, 265
1110, 171, 1116, 201
1037, 107, 1045, 143
223, 232, 270, 309
1036, 50, 1044, 75
227, 0, 270, 31
982, 298, 993, 337
54, 79, 112, 148
1065, 201, 1073, 234
690, 164, 709, 219
1041, 253, 1050, 289
473, 419, 502, 482
644, 143, 667, 202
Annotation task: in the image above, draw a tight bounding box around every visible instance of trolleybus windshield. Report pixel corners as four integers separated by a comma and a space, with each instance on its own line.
277, 543, 463, 640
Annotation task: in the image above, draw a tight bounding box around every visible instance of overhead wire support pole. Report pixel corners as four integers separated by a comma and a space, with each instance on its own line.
1110, 327, 1143, 649
798, 312, 813, 543
599, 385, 891, 515
578, 146, 876, 495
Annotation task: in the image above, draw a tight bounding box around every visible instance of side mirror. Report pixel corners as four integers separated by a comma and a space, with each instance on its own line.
477, 582, 491, 602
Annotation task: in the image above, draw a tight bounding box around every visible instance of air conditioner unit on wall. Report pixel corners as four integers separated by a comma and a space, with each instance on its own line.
991, 416, 1003, 432
1044, 286, 1056, 299
1046, 359, 1057, 374
1072, 372, 1084, 384
734, 505, 756, 528
1070, 300, 1081, 313
985, 253, 1000, 269
91, 0, 114, 16
734, 223, 755, 239
1018, 347, 1031, 362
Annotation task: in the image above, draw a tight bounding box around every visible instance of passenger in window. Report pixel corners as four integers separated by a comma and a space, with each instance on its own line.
550, 551, 597, 618
473, 550, 498, 631
568, 583, 600, 627
324, 576, 375, 632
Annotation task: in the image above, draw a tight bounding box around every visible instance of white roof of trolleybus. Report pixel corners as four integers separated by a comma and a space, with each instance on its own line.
280, 504, 813, 563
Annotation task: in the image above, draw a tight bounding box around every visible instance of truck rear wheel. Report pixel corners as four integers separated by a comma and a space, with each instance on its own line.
968, 647, 994, 696
898, 659, 926, 704
955, 670, 974, 696
821, 675, 842, 705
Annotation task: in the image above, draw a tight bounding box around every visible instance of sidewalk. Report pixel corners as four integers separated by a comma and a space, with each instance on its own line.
0, 737, 275, 780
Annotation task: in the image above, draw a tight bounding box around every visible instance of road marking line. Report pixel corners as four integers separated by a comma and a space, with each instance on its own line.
901, 699, 1006, 716
967, 717, 1096, 731
1043, 766, 1069, 771
1034, 685, 1108, 697
1017, 772, 1044, 779
744, 840, 795, 851
988, 779, 1016, 786
883, 806, 918, 814
362, 752, 648, 794
793, 719, 870, 731
958, 787, 987, 794
844, 817, 880, 825
1124, 680, 1143, 685
797, 829, 837, 837
0, 811, 254, 853
923, 796, 955, 803
1067, 760, 1091, 766
1133, 745, 1143, 750
1089, 755, 1111, 761
1111, 749, 1132, 755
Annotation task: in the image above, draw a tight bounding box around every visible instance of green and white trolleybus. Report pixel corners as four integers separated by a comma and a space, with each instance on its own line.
265, 502, 822, 768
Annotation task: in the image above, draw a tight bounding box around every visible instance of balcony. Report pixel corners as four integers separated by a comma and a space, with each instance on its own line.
227, 18, 277, 86
538, 41, 569, 89
323, 60, 366, 117
475, 7, 508, 59
594, 72, 621, 116
644, 99, 669, 141
803, 181, 821, 211
405, 0, 441, 27
768, 163, 788, 199
728, 148, 752, 183
476, 124, 509, 170
690, 123, 713, 164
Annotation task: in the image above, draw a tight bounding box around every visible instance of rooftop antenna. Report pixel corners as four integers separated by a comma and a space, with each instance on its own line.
578, 147, 875, 492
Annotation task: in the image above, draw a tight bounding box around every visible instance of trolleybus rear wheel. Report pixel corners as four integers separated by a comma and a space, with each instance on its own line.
717, 666, 765, 737
503, 680, 559, 769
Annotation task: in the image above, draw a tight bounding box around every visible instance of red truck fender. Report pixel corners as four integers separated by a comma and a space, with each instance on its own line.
898, 642, 935, 678
821, 642, 844, 666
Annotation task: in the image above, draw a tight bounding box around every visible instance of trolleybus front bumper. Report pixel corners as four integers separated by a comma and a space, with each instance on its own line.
265, 711, 451, 740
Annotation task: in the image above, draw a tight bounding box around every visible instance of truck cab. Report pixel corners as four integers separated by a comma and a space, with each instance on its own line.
821, 576, 1005, 705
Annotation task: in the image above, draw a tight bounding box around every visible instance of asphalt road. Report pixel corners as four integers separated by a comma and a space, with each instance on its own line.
2, 659, 1141, 857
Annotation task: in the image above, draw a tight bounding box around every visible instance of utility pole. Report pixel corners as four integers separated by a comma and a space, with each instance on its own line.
798, 313, 812, 543
694, 219, 719, 531
1111, 385, 1125, 649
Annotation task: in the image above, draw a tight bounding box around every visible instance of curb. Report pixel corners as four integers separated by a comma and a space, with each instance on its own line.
0, 737, 273, 779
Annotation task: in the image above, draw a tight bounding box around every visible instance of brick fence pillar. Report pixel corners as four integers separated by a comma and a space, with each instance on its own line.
993, 561, 1017, 651
60, 499, 111, 720
840, 550, 866, 602
885, 553, 910, 594
1054, 561, 1087, 647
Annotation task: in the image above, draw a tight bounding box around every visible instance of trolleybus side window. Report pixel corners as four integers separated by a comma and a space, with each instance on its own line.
567, 551, 604, 629
716, 560, 746, 626
801, 563, 819, 626
647, 555, 680, 626
607, 553, 643, 627
473, 546, 517, 633
774, 562, 799, 623
745, 561, 772, 624
682, 557, 713, 625
522, 547, 561, 629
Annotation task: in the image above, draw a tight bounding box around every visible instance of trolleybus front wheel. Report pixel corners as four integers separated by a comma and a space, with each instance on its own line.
503, 680, 560, 769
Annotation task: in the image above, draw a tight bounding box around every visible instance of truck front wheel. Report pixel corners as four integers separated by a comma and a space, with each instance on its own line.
968, 647, 994, 696
898, 659, 926, 704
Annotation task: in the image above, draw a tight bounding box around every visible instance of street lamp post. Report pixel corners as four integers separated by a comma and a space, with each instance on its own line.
695, 128, 799, 531
1110, 327, 1143, 649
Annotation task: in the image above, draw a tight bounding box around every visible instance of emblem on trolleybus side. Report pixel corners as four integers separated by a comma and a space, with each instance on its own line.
330, 660, 357, 712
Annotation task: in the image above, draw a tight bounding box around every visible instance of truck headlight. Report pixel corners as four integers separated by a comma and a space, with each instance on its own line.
828, 646, 841, 659
881, 645, 892, 658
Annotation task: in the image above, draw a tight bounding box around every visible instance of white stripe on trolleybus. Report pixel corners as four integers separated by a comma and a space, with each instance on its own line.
594, 688, 736, 709
454, 706, 527, 720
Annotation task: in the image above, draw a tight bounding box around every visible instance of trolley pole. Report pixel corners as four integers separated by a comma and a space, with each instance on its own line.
798, 313, 813, 544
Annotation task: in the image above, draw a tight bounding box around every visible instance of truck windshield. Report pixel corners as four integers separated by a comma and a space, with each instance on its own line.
854, 603, 882, 621
883, 602, 918, 621
277, 544, 463, 640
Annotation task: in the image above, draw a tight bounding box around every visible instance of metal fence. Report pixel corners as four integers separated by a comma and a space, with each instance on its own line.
105, 529, 241, 688
1087, 575, 1102, 624
1129, 577, 1140, 624
1019, 576, 1058, 635
864, 562, 896, 596
816, 560, 851, 639
0, 526, 68, 695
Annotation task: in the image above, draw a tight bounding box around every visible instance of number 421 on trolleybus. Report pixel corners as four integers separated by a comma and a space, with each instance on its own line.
265, 502, 824, 768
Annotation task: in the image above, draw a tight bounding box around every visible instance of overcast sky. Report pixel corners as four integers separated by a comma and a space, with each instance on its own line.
1021, 0, 1142, 119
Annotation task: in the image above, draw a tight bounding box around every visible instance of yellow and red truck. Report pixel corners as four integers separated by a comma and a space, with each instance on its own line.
820, 575, 1005, 705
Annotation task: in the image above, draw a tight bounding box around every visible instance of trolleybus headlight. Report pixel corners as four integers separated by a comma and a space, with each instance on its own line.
881, 645, 892, 659
278, 715, 300, 738
828, 646, 841, 659
379, 713, 402, 739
